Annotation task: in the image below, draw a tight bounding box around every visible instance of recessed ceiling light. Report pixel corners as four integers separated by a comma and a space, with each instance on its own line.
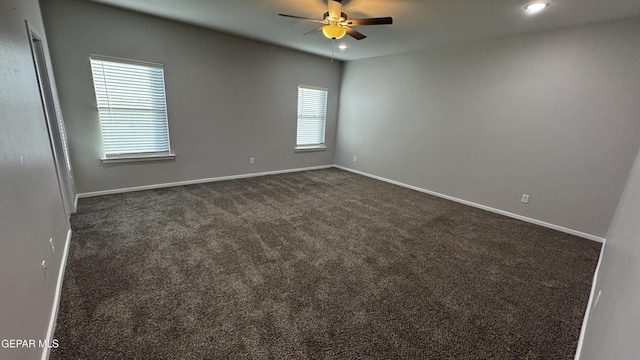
338, 44, 347, 50
524, 2, 549, 14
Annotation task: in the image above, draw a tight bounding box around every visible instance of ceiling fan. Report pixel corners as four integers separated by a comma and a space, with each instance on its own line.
278, 0, 393, 41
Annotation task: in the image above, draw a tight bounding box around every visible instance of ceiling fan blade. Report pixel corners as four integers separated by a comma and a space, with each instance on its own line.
303, 27, 323, 36
278, 14, 324, 23
345, 26, 366, 40
345, 17, 393, 26
327, 0, 342, 20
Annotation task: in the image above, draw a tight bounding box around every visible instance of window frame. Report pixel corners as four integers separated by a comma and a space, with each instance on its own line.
89, 55, 175, 163
295, 84, 328, 152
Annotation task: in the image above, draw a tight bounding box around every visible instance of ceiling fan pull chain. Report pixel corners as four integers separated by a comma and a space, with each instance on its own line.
331, 38, 335, 63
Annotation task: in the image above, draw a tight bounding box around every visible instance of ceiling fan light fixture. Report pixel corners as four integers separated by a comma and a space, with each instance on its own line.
524, 2, 549, 14
322, 24, 346, 40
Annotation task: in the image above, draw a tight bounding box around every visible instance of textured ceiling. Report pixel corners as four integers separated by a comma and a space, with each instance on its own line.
89, 0, 640, 61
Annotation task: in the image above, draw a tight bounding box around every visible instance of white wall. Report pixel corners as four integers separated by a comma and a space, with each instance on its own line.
0, 0, 71, 359
336, 18, 640, 238
577, 146, 640, 359
41, 0, 343, 194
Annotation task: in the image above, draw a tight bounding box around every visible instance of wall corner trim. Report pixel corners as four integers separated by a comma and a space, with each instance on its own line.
41, 228, 72, 360
574, 239, 607, 360
76, 165, 334, 198
334, 165, 605, 243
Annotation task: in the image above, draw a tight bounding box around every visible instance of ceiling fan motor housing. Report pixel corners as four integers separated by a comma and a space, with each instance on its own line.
324, 11, 347, 23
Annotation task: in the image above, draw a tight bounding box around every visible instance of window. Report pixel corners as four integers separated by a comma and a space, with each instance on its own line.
90, 56, 173, 162
296, 85, 328, 151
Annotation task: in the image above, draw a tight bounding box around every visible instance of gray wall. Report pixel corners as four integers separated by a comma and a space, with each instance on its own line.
41, 0, 342, 194
335, 18, 640, 238
0, 0, 71, 359
577, 146, 640, 359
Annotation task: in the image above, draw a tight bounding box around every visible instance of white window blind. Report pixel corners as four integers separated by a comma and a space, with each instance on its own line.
296, 85, 327, 146
90, 56, 171, 157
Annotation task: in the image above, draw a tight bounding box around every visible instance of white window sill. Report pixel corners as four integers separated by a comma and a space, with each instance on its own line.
294, 145, 327, 153
101, 153, 176, 164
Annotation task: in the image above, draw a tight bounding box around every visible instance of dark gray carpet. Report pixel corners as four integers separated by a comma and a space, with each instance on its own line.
51, 168, 600, 359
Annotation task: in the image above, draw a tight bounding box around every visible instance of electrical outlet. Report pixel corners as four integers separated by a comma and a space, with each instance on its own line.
353, 156, 357, 162
41, 260, 48, 280
521, 194, 530, 203
49, 237, 55, 255
250, 157, 255, 164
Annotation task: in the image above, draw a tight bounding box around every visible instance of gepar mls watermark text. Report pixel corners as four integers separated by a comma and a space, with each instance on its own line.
1, 339, 59, 349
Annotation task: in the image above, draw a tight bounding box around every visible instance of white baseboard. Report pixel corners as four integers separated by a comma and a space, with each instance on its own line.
75, 163, 604, 243
77, 165, 334, 198
574, 240, 606, 360
334, 165, 605, 243
73, 193, 78, 213
41, 228, 71, 360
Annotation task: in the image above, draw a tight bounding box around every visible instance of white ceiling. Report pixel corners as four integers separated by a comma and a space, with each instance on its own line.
89, 0, 640, 61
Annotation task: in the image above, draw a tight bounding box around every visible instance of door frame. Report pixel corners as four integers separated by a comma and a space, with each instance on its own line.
26, 21, 76, 218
